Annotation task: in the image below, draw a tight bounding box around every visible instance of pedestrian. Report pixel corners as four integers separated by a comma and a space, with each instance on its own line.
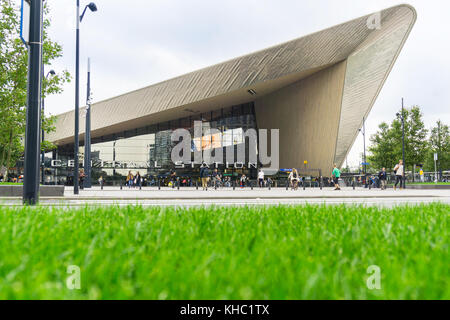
212, 168, 221, 188
419, 167, 424, 182
79, 169, 86, 190
332, 164, 341, 190
378, 168, 387, 190
258, 169, 265, 188
135, 171, 142, 189
170, 170, 177, 187
98, 175, 104, 189
288, 168, 299, 190
393, 160, 404, 190
200, 165, 209, 190
126, 171, 134, 188
240, 174, 247, 188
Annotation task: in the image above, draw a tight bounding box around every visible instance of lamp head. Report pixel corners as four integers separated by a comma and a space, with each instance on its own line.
88, 3, 98, 12
49, 70, 56, 76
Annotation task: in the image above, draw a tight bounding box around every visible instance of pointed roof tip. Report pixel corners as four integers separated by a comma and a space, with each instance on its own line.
395, 3, 417, 17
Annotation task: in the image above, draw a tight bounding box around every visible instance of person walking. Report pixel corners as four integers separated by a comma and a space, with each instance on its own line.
393, 160, 404, 190
200, 166, 209, 190
258, 169, 265, 188
79, 169, 86, 190
378, 168, 387, 190
288, 168, 299, 190
126, 171, 134, 188
98, 175, 104, 189
135, 171, 142, 189
332, 164, 341, 190
240, 174, 247, 188
212, 168, 221, 189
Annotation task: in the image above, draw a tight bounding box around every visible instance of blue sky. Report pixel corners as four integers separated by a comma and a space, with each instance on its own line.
42, 0, 450, 168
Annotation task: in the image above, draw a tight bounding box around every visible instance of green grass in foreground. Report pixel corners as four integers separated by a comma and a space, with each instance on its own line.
0, 204, 448, 300
0, 182, 23, 185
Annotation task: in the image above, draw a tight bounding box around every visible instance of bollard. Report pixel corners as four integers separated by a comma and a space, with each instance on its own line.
251, 181, 253, 190
120, 181, 123, 190
158, 179, 161, 190
353, 179, 355, 190
101, 181, 103, 190
196, 181, 198, 190
215, 180, 217, 190
268, 182, 271, 190
177, 179, 180, 190
233, 180, 236, 190
286, 180, 289, 190
303, 181, 306, 190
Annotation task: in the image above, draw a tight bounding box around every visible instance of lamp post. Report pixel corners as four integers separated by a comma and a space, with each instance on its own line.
359, 117, 367, 186
437, 120, 441, 182
396, 98, 406, 189
23, 0, 44, 205
74, 1, 97, 195
84, 58, 92, 188
41, 69, 55, 185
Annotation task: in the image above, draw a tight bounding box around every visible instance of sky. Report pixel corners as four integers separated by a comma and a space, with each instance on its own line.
40, 0, 450, 168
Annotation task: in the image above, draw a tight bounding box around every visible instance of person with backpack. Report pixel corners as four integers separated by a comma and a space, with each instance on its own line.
332, 164, 341, 190
393, 160, 404, 190
378, 168, 387, 190
199, 165, 209, 190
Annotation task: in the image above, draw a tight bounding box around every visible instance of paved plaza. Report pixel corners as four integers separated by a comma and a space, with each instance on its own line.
1, 187, 449, 207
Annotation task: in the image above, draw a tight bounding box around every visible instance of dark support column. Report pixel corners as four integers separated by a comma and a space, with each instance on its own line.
23, 0, 44, 205
74, 0, 80, 195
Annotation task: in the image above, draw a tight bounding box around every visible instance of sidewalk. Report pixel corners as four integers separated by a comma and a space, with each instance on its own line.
59, 186, 449, 200
1, 187, 448, 207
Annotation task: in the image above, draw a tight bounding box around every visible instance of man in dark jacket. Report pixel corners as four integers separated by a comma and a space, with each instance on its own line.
378, 168, 387, 190
200, 166, 209, 190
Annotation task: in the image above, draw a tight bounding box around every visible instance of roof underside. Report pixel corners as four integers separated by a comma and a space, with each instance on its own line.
49, 4, 416, 165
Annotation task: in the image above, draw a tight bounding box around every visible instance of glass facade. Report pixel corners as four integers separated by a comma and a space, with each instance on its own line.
48, 102, 259, 185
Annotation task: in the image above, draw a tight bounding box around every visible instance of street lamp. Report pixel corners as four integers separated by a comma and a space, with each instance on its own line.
396, 98, 406, 189
84, 58, 93, 188
41, 69, 56, 185
359, 116, 367, 186
74, 1, 97, 195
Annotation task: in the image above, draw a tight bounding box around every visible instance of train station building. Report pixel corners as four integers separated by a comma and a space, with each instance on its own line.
47, 5, 416, 185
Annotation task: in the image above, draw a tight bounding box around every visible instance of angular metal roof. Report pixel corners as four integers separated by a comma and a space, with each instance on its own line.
49, 4, 416, 167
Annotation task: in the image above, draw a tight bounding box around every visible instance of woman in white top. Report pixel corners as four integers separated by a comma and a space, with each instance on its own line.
288, 168, 299, 190
394, 160, 404, 190
258, 170, 265, 188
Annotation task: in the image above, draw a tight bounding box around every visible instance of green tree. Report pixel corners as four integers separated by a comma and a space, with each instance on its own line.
0, 0, 70, 179
391, 106, 428, 170
368, 106, 428, 173
368, 122, 396, 171
424, 120, 450, 172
